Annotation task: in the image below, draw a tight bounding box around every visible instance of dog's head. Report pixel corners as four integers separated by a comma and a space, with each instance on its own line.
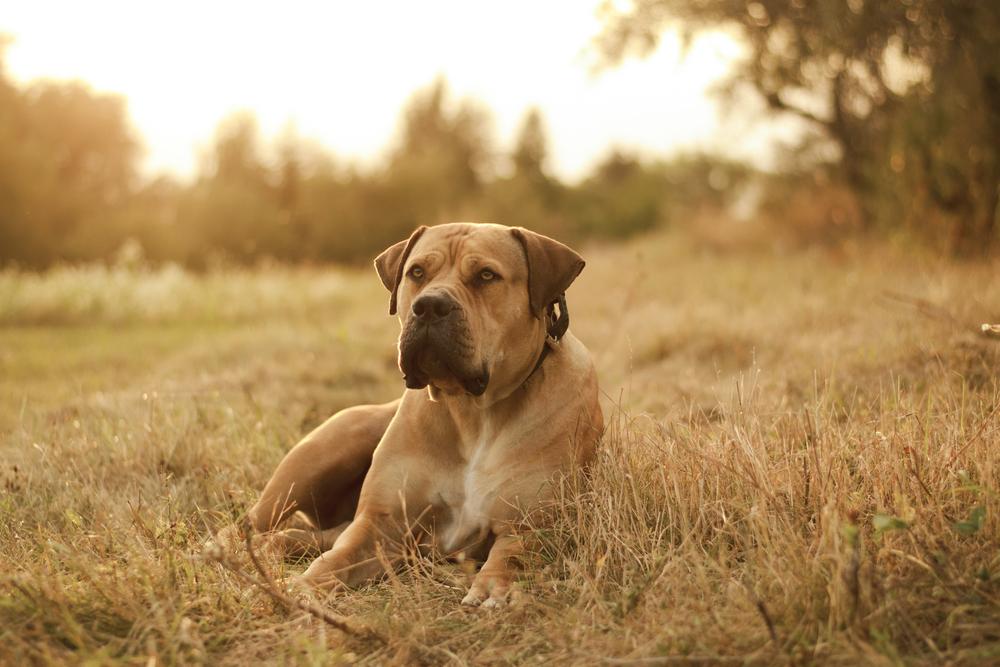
375, 223, 584, 402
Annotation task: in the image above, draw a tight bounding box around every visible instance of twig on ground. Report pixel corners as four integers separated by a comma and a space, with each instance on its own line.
753, 597, 778, 644
203, 520, 386, 646
739, 580, 779, 655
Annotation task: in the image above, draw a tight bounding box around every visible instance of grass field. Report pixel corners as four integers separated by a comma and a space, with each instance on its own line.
2, 230, 999, 665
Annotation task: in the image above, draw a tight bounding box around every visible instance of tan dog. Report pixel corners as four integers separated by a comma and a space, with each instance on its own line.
226, 222, 602, 608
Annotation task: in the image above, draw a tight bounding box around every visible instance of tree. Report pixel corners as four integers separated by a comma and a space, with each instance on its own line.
208, 111, 268, 188
479, 108, 566, 237
599, 0, 1000, 252
174, 112, 292, 264
512, 108, 549, 182
0, 41, 139, 265
385, 78, 493, 222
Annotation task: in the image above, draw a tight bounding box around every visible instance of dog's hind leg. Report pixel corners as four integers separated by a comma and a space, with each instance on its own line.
245, 400, 400, 536
264, 519, 352, 560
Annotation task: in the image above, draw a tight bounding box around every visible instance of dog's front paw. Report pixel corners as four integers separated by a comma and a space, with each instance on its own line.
480, 595, 508, 610
461, 574, 510, 610
460, 590, 484, 607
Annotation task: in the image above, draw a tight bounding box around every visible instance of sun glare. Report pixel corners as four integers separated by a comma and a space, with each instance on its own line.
4, 0, 744, 180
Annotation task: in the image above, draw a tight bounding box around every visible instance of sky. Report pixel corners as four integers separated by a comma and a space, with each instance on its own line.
2, 1, 787, 182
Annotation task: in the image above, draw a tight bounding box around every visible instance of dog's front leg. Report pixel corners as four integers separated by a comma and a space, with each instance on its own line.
296, 514, 396, 591
461, 533, 523, 609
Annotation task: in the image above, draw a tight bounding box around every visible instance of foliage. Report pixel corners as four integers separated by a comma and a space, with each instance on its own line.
569, 151, 754, 238
0, 53, 747, 268
599, 0, 1000, 253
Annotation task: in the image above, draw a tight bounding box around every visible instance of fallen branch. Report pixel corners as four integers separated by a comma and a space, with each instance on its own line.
203, 519, 385, 645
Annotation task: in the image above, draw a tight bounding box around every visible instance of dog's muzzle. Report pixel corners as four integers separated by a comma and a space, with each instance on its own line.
398, 292, 490, 396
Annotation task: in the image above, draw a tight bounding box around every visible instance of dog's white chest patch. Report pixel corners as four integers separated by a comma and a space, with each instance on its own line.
440, 434, 496, 553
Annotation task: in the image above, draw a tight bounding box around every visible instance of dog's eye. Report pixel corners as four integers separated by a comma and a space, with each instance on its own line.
408, 266, 424, 280
479, 269, 497, 282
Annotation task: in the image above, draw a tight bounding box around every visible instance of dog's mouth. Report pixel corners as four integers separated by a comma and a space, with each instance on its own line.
398, 322, 489, 396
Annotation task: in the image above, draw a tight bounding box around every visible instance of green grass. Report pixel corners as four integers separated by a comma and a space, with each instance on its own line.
2, 231, 999, 665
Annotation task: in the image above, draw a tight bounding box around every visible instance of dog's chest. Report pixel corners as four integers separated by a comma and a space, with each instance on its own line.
437, 434, 502, 553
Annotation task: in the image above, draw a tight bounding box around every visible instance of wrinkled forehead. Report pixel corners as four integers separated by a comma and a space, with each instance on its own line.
407, 223, 527, 276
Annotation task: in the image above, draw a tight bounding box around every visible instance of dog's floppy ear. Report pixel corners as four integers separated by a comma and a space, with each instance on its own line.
374, 226, 427, 315
511, 227, 585, 317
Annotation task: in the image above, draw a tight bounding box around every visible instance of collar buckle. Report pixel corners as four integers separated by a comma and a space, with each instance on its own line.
546, 294, 569, 341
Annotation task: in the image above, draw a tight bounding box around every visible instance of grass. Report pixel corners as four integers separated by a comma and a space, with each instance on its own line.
1, 230, 999, 665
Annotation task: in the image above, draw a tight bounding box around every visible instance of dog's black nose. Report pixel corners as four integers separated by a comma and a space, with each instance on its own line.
411, 292, 457, 322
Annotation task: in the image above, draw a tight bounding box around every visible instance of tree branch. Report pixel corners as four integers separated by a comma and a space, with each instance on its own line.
762, 91, 831, 128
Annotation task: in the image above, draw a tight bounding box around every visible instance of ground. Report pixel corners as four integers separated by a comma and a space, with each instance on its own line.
1, 231, 999, 665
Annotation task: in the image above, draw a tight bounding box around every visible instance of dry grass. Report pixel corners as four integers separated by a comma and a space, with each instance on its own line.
1, 231, 999, 665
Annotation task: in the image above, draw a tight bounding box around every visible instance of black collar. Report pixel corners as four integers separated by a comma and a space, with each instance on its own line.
523, 294, 569, 386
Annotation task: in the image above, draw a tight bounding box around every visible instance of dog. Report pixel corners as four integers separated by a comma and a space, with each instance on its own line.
219, 222, 602, 608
